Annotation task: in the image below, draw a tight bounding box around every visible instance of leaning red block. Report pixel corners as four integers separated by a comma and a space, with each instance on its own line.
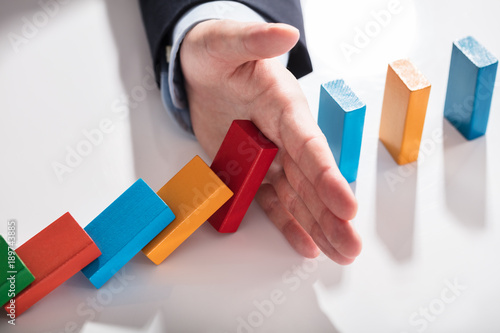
4, 213, 100, 316
209, 120, 278, 233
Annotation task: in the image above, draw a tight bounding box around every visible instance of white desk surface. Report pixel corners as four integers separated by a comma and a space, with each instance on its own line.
1, 0, 499, 332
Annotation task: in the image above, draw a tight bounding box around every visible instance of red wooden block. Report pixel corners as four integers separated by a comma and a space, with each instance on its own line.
4, 212, 100, 316
209, 120, 278, 233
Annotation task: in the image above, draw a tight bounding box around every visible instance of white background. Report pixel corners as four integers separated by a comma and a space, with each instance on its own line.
0, 0, 499, 332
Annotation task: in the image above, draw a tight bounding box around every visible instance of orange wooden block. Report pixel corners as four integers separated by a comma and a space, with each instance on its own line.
379, 59, 431, 165
142, 156, 233, 265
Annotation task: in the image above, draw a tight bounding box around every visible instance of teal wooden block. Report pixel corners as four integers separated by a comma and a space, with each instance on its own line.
0, 235, 35, 306
444, 36, 498, 140
318, 80, 366, 183
81, 179, 175, 288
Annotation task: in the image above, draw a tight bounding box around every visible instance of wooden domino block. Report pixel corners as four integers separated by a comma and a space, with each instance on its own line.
318, 80, 366, 183
4, 213, 100, 316
0, 235, 35, 307
209, 120, 278, 233
379, 59, 431, 165
82, 179, 175, 288
444, 36, 498, 140
142, 156, 233, 265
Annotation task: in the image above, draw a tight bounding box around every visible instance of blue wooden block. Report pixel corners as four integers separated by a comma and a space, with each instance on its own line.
81, 179, 175, 288
318, 80, 366, 183
444, 36, 498, 140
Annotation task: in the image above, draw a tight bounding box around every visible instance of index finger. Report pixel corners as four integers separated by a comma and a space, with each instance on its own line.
246, 59, 357, 221
278, 96, 358, 221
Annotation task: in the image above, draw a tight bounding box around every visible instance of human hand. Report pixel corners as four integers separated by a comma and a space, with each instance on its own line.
180, 20, 362, 264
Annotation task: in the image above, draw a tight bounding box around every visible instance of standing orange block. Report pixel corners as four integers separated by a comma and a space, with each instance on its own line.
379, 59, 431, 165
142, 156, 233, 265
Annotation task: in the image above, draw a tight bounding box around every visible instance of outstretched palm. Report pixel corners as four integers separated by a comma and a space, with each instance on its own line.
181, 20, 362, 264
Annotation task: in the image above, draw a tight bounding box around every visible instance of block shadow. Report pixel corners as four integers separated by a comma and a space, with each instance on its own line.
442, 120, 487, 229
376, 142, 417, 262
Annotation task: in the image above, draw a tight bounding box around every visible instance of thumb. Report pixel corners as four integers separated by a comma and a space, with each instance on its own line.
201, 20, 300, 65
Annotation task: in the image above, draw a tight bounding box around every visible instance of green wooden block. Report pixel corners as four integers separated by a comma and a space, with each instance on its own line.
0, 235, 35, 306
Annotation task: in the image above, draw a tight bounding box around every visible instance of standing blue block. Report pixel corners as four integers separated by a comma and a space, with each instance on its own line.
444, 36, 498, 140
81, 179, 175, 288
318, 80, 366, 183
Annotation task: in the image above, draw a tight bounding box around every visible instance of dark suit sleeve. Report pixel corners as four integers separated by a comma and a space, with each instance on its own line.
139, 0, 313, 85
